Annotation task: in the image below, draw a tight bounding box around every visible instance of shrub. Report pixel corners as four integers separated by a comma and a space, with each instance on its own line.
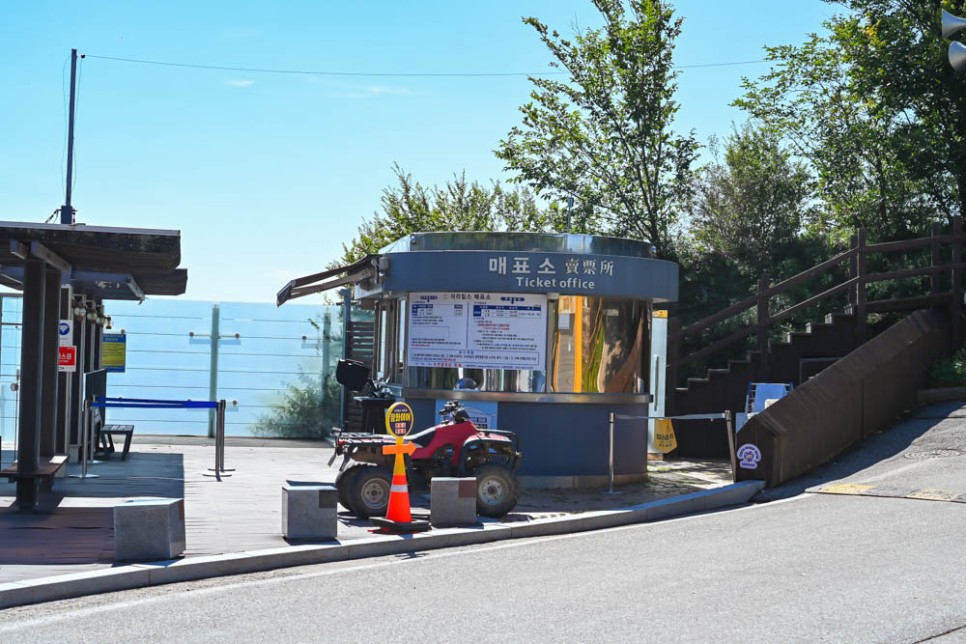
927, 348, 966, 388
251, 371, 341, 439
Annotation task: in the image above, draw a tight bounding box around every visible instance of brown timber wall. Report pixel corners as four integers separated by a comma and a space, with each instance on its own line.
733, 309, 951, 487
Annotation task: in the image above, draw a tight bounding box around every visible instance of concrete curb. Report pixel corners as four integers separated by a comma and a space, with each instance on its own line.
0, 480, 764, 609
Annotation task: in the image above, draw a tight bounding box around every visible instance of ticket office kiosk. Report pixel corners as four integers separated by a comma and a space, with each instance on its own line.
278, 232, 678, 486
337, 232, 678, 487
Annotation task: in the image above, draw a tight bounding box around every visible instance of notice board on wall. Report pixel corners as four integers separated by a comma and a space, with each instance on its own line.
101, 333, 127, 373
408, 292, 547, 370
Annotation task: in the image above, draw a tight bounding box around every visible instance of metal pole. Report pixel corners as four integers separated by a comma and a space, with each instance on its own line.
217, 399, 229, 473
70, 400, 97, 479
339, 288, 351, 428
725, 409, 737, 483
322, 310, 331, 424
606, 412, 621, 495
207, 304, 220, 439
80, 402, 89, 477
61, 48, 78, 225
205, 400, 232, 478
74, 299, 87, 458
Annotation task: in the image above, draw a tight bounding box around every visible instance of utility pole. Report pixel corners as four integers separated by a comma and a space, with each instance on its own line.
61, 49, 80, 225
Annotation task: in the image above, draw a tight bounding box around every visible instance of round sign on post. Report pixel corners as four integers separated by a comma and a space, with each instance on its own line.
385, 402, 415, 437
59, 320, 73, 346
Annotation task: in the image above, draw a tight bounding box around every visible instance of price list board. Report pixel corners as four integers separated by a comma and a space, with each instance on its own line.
408, 292, 547, 370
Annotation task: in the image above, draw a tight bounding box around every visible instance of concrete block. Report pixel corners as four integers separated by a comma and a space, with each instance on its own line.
282, 483, 338, 539
114, 498, 186, 561
430, 477, 477, 527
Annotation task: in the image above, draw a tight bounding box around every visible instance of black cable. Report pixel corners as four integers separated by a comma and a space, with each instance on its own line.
84, 53, 769, 77
84, 54, 561, 77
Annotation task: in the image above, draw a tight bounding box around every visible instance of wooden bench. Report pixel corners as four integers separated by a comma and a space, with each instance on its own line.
97, 424, 135, 460
1, 455, 69, 488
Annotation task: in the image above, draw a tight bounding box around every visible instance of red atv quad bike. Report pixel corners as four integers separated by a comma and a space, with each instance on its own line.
330, 361, 522, 519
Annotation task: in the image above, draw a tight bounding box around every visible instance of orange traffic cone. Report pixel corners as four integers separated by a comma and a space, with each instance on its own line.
370, 438, 430, 533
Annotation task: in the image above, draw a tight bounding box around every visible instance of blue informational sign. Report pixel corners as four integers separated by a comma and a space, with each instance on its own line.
375, 251, 678, 301
101, 333, 127, 373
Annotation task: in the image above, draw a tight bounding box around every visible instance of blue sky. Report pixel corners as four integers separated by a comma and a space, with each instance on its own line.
0, 1, 837, 304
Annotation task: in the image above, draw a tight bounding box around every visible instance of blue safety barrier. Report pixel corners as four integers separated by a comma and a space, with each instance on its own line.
83, 396, 231, 479
91, 397, 218, 410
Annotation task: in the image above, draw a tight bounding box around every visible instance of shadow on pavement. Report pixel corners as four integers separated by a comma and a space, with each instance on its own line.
755, 406, 949, 502
0, 452, 186, 567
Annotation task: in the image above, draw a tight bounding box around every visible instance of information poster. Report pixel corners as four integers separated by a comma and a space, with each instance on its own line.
101, 333, 127, 373
408, 293, 547, 370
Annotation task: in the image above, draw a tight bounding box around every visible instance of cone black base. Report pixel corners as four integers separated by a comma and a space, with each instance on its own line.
370, 517, 431, 533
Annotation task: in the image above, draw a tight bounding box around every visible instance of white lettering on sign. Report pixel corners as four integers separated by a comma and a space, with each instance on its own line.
537, 258, 556, 275
488, 255, 614, 291
515, 276, 596, 290
488, 257, 507, 275
58, 346, 77, 373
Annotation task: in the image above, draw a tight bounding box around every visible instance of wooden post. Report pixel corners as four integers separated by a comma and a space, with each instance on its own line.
16, 258, 46, 511
931, 221, 942, 296
856, 229, 867, 345
952, 216, 962, 350
40, 266, 61, 458
848, 233, 858, 313
757, 277, 770, 379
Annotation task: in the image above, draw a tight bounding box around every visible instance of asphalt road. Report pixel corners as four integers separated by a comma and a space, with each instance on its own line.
1, 403, 964, 643
0, 490, 962, 643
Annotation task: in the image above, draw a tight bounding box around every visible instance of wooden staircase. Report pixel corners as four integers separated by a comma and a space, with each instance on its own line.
671, 312, 859, 456
666, 217, 966, 457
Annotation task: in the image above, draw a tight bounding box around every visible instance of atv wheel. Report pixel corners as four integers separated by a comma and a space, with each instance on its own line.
474, 464, 519, 518
335, 465, 365, 511
346, 466, 392, 518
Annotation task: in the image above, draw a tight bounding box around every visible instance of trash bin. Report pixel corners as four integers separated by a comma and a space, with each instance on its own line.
355, 395, 395, 434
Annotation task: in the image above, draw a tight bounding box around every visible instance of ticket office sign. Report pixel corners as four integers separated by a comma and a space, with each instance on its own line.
408, 292, 547, 370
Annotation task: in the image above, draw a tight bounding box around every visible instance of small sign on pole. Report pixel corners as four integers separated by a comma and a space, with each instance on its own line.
58, 346, 77, 373
59, 320, 73, 346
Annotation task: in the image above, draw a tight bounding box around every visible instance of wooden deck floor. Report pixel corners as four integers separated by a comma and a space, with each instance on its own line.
0, 439, 731, 585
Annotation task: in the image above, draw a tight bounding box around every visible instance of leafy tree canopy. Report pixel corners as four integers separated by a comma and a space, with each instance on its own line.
735, 0, 966, 241
496, 0, 698, 256
339, 164, 561, 264
691, 123, 814, 280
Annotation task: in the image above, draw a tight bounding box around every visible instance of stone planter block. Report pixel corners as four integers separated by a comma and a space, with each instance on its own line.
282, 483, 338, 539
114, 498, 186, 561
431, 477, 477, 527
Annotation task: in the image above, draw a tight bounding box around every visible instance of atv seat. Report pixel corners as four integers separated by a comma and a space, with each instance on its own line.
407, 426, 438, 448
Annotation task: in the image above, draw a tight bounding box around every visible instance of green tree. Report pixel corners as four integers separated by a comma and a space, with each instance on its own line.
252, 311, 343, 440
691, 123, 814, 280
340, 164, 560, 264
735, 0, 965, 241
496, 0, 698, 256
251, 371, 341, 440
